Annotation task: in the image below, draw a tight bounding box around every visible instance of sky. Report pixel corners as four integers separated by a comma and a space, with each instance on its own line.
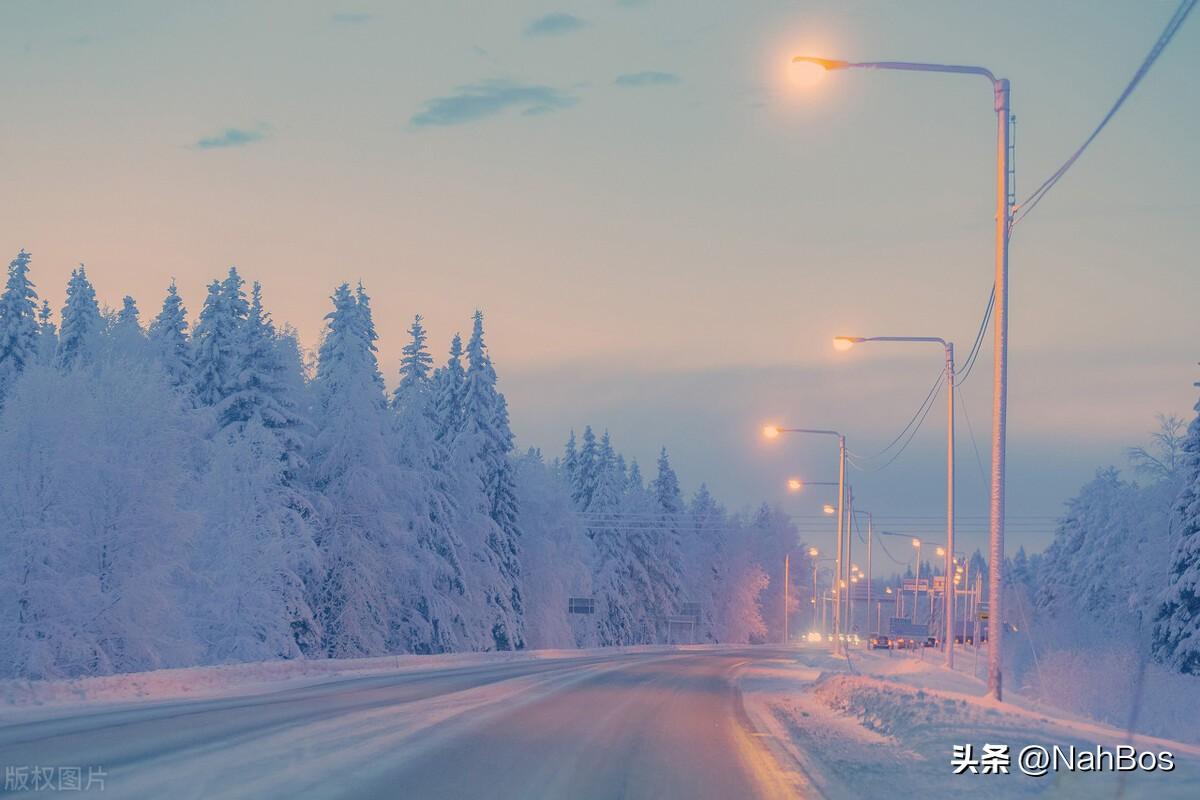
3, 1, 1198, 557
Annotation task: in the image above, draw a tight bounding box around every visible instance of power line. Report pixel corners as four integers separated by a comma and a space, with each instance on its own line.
1012, 0, 1197, 227
955, 283, 995, 387
848, 376, 943, 473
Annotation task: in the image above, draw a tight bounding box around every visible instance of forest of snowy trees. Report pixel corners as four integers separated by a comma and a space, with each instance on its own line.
0, 251, 798, 680
1005, 411, 1200, 740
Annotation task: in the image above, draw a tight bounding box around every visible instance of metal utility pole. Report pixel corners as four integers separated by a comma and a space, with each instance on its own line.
988, 77, 1012, 701
783, 552, 790, 644
764, 426, 847, 652
833, 335, 955, 663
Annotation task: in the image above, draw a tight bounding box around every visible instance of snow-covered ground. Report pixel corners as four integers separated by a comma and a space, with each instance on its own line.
4, 643, 1198, 798
739, 643, 1200, 799
0, 644, 697, 721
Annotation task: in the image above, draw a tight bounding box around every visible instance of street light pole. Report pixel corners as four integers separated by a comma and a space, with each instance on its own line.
783, 551, 790, 645
763, 426, 848, 652
796, 55, 1011, 700
834, 335, 956, 665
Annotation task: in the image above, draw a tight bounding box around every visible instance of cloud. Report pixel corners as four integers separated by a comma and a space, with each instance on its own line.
614, 70, 680, 88
411, 81, 576, 127
524, 13, 586, 36
193, 127, 266, 150
331, 12, 371, 24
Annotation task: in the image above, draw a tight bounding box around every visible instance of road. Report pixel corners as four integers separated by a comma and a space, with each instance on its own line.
0, 648, 805, 799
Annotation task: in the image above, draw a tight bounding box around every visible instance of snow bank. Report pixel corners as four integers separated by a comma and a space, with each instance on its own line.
0, 644, 715, 717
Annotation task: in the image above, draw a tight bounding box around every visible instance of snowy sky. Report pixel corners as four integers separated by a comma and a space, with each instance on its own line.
4, 1, 1198, 555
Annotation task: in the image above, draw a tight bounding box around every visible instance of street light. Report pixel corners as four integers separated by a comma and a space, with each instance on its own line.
763, 426, 849, 651
796, 52, 1012, 701
834, 333, 957, 667
787, 478, 804, 492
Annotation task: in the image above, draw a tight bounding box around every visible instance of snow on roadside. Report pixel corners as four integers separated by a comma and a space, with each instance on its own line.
738, 646, 1200, 800
0, 644, 707, 720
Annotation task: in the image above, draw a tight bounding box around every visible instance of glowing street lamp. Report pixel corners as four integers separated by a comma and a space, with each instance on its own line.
797, 52, 1012, 701
834, 333, 957, 667
787, 478, 804, 492
762, 425, 849, 650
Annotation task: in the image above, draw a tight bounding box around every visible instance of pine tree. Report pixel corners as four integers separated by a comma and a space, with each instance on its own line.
1153, 383, 1200, 674
454, 310, 524, 649
56, 265, 102, 368
572, 425, 599, 510
191, 270, 249, 408
148, 280, 192, 388
391, 313, 469, 653
563, 430, 579, 489
627, 459, 644, 492
35, 300, 56, 366
310, 283, 396, 657
110, 296, 145, 355
651, 447, 684, 514
395, 314, 434, 401
0, 250, 40, 403
432, 333, 466, 441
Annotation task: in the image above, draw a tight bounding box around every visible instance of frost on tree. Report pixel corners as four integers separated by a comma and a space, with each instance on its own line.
56, 265, 103, 368
147, 280, 193, 390
0, 254, 790, 677
1154, 386, 1200, 674
440, 311, 525, 651
390, 314, 473, 654
0, 250, 40, 404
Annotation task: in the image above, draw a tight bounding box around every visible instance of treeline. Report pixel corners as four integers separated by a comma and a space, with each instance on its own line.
0, 251, 796, 679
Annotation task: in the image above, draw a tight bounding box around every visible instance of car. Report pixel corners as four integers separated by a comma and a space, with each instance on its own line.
805, 630, 823, 643
869, 635, 891, 650
923, 637, 938, 648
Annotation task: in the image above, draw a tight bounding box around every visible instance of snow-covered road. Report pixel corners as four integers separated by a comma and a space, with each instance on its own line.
0, 648, 804, 799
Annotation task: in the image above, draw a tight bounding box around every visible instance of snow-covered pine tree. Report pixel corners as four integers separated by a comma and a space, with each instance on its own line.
56, 265, 102, 369
627, 459, 644, 492
0, 250, 40, 404
147, 280, 192, 389
191, 269, 250, 408
563, 429, 579, 491
395, 314, 434, 399
36, 301, 56, 366
431, 333, 466, 441
454, 310, 525, 649
110, 295, 147, 358
390, 312, 470, 653
572, 425, 599, 510
309, 283, 398, 657
585, 430, 646, 645
647, 447, 687, 623
1153, 384, 1200, 674
222, 281, 308, 472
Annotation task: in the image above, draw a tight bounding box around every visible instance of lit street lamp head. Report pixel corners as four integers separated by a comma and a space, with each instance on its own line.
762, 425, 781, 440
808, 547, 819, 558
787, 478, 803, 492
832, 336, 864, 352
822, 504, 836, 515
792, 56, 850, 71
912, 538, 921, 549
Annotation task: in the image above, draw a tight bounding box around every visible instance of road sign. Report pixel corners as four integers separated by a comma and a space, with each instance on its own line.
888, 618, 929, 638
568, 597, 595, 614
901, 579, 930, 592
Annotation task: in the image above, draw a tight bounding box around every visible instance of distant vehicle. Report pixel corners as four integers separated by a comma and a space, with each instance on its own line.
869, 635, 891, 650
805, 630, 823, 643
923, 637, 937, 648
